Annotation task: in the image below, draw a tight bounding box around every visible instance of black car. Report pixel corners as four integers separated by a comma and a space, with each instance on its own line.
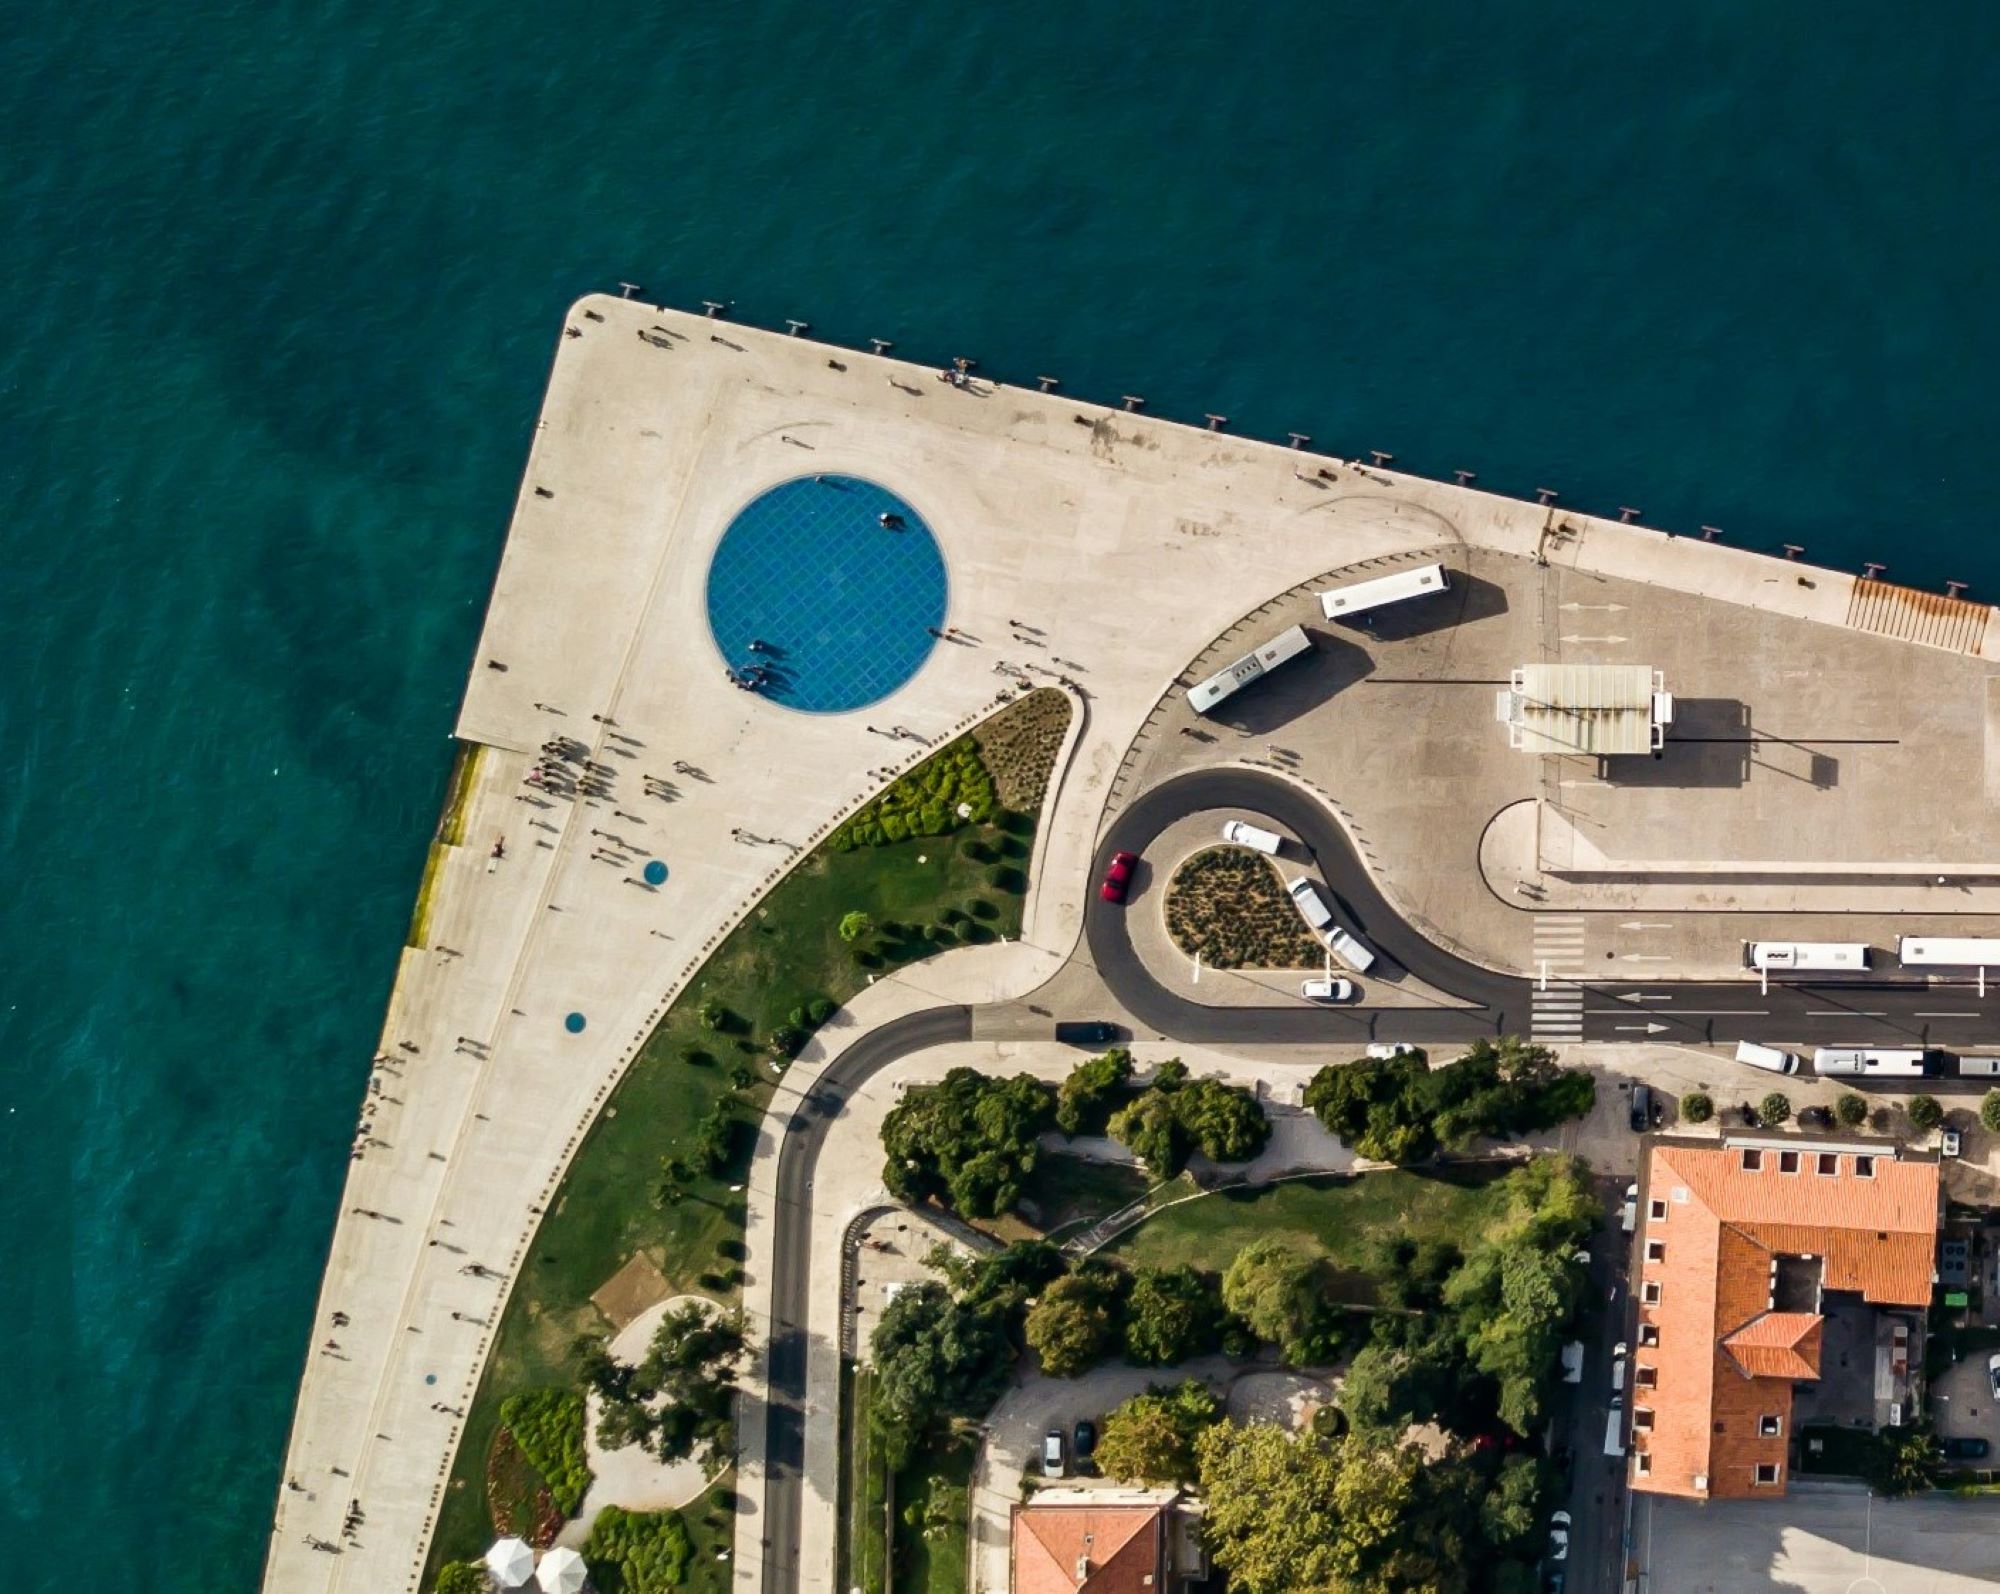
1074, 1419, 1097, 1459
1055, 1021, 1120, 1046
1942, 1435, 1991, 1461
1630, 1084, 1653, 1132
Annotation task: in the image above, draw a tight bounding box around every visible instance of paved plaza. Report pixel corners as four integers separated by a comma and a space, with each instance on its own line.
260, 294, 2000, 1594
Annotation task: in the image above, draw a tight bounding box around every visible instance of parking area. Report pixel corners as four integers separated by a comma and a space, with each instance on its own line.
1935, 1352, 2000, 1453
1635, 1485, 2000, 1591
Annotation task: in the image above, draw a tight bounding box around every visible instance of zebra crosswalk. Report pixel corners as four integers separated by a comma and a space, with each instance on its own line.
1530, 914, 1587, 1043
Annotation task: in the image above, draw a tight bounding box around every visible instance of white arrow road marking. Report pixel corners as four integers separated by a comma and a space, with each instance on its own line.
1615, 1023, 1670, 1034
1559, 603, 1628, 612
1622, 954, 1671, 963
1619, 921, 1673, 930
1615, 993, 1672, 1002
1560, 634, 1629, 644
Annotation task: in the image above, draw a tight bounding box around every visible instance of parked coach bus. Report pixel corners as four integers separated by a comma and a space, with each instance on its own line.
1812, 1048, 1938, 1078
1187, 625, 1313, 715
1742, 942, 1871, 972
1897, 937, 2000, 968
1317, 562, 1450, 622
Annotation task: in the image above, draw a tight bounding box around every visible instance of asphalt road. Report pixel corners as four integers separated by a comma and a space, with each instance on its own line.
757, 766, 1999, 1594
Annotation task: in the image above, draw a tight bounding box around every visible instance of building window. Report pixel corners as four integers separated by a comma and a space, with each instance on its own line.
1646, 1239, 1666, 1262
1642, 1281, 1662, 1305
1639, 1324, 1660, 1347
1633, 1408, 1654, 1430
1758, 1414, 1782, 1437
1741, 1148, 1764, 1171
1636, 1365, 1658, 1388
1634, 1453, 1652, 1477
1817, 1152, 1839, 1175
1855, 1155, 1875, 1178
1755, 1462, 1780, 1486
1779, 1150, 1800, 1174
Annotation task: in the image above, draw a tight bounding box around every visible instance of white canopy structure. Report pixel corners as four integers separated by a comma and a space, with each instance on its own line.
485, 1538, 536, 1589
1499, 663, 1672, 755
536, 1546, 588, 1594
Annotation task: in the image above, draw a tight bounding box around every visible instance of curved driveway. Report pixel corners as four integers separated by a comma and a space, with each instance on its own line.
760, 768, 1996, 1594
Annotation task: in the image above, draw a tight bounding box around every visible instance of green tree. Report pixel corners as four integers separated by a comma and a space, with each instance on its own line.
1758, 1091, 1792, 1128
652, 1155, 689, 1207
1838, 1091, 1870, 1127
1222, 1239, 1326, 1358
1303, 1051, 1436, 1163
1024, 1272, 1119, 1378
868, 1280, 1012, 1466
1096, 1380, 1222, 1485
1907, 1094, 1944, 1131
1173, 1079, 1271, 1163
1868, 1423, 1940, 1496
1055, 1048, 1133, 1136
838, 910, 875, 943
880, 1068, 1054, 1217
1679, 1091, 1714, 1125
1195, 1421, 1345, 1594
637, 1303, 745, 1470
1339, 1317, 1466, 1432
1122, 1264, 1224, 1366
1984, 1089, 2000, 1133
1479, 1455, 1545, 1547
434, 1564, 487, 1594
1109, 1089, 1189, 1178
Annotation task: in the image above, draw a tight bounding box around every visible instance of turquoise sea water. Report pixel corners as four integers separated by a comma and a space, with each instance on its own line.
2, 4, 1996, 1588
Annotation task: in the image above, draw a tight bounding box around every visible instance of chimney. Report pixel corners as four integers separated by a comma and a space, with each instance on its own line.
1075, 1557, 1089, 1584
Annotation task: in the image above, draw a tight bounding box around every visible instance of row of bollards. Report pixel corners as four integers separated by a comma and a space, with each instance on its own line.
618, 280, 1979, 605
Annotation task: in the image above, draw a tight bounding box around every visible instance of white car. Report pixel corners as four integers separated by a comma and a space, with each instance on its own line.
1366, 1043, 1417, 1059
1042, 1430, 1065, 1478
1548, 1510, 1571, 1562
1987, 1353, 2000, 1403
1325, 925, 1377, 973
1620, 1182, 1638, 1233
1221, 819, 1284, 855
1302, 977, 1355, 1002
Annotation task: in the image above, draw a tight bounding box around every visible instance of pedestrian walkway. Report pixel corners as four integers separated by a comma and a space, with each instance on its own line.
1530, 914, 1587, 1043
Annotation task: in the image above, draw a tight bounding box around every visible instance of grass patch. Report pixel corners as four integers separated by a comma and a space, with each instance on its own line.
407, 842, 448, 949
976, 688, 1071, 812
891, 1427, 977, 1594
1165, 847, 1321, 969
498, 1389, 589, 1514
999, 1152, 1154, 1242
1103, 1166, 1513, 1302
427, 762, 1042, 1582
841, 1363, 891, 1594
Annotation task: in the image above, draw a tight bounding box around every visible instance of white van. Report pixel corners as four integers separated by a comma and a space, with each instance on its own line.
1221, 819, 1284, 855
1560, 1341, 1585, 1384
1325, 926, 1378, 973
1610, 1342, 1628, 1393
1286, 877, 1333, 930
1734, 1040, 1802, 1075
1959, 1057, 2000, 1078
1603, 1396, 1626, 1458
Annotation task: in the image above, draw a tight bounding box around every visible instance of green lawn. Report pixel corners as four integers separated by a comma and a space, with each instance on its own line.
841, 1364, 891, 1594
427, 811, 1031, 1582
891, 1428, 978, 1594
1104, 1166, 1514, 1300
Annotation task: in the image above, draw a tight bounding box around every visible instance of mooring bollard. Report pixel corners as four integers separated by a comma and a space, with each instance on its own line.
1369, 450, 1393, 467
785, 319, 809, 336
616, 282, 644, 299
1948, 580, 1970, 599
1619, 506, 1641, 523
702, 300, 727, 319
1536, 487, 1559, 505
869, 338, 893, 355
1862, 562, 1887, 579
1700, 525, 1724, 542
1454, 469, 1476, 486
1782, 544, 1805, 560
1038, 375, 1060, 392
1205, 414, 1228, 431
1122, 395, 1145, 412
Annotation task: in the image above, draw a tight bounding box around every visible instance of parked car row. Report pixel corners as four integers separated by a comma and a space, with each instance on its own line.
1042, 1420, 1098, 1478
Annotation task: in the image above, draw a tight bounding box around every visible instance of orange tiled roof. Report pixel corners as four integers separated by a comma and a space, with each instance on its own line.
1012, 1504, 1164, 1594
1722, 1312, 1823, 1381
1627, 1140, 1937, 1503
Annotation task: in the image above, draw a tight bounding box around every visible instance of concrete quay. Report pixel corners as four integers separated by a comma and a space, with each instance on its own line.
262, 292, 2000, 1594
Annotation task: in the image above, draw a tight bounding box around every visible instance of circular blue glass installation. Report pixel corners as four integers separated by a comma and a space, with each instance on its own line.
643, 859, 668, 886
705, 476, 947, 713
564, 1012, 586, 1034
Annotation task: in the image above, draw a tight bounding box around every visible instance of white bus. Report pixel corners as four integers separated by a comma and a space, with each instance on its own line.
1812, 1048, 1936, 1078
1318, 562, 1450, 622
1897, 936, 2000, 968
1187, 625, 1313, 715
1742, 942, 1871, 972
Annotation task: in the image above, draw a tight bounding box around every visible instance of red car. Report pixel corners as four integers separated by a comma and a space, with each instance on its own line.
1099, 850, 1138, 903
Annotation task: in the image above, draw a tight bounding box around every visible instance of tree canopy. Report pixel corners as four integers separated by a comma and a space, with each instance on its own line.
1096, 1379, 1222, 1485
1303, 1039, 1595, 1164
1108, 1071, 1269, 1178
868, 1279, 1014, 1466
1222, 1238, 1334, 1362
1056, 1048, 1133, 1136
1122, 1263, 1225, 1366
881, 1067, 1055, 1216
1024, 1270, 1121, 1378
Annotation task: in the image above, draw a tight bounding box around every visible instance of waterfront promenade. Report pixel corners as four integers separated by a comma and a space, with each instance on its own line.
261, 293, 1994, 1594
